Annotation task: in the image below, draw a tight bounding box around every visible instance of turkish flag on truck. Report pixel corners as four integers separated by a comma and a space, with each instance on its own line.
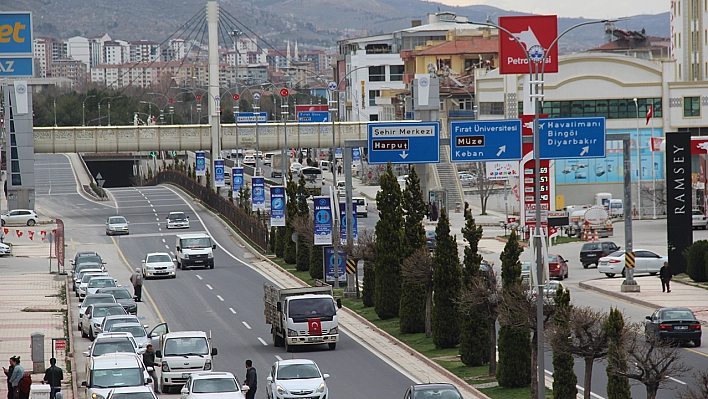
308, 318, 322, 336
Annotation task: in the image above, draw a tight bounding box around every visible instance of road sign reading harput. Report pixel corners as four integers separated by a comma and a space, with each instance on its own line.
538, 117, 606, 160
499, 15, 558, 74
450, 120, 523, 162
367, 122, 440, 165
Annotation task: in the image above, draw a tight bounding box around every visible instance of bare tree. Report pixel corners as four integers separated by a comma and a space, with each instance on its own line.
468, 162, 496, 215
400, 247, 434, 337
547, 306, 609, 399
609, 323, 692, 399
458, 268, 502, 376
677, 369, 708, 399
342, 228, 376, 265
640, 181, 667, 214
291, 214, 314, 246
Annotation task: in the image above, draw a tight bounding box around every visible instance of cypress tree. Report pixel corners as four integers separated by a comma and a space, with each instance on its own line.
269, 226, 277, 254
309, 244, 324, 279
275, 226, 286, 258
399, 167, 427, 333
552, 287, 578, 399
374, 163, 404, 319
431, 208, 461, 348
605, 307, 631, 399
686, 240, 708, 282
283, 172, 298, 264
497, 230, 531, 387
295, 175, 310, 271
459, 210, 489, 366
362, 260, 376, 307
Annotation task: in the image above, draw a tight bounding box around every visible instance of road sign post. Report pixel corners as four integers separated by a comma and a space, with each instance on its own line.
450, 120, 523, 162
367, 122, 440, 164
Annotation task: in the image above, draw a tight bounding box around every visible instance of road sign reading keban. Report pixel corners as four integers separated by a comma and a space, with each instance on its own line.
367, 122, 440, 164
498, 15, 558, 74
450, 120, 523, 162
538, 117, 606, 160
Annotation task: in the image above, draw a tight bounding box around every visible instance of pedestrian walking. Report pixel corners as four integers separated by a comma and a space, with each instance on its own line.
431, 203, 439, 222
660, 261, 672, 293
130, 268, 143, 301
42, 358, 63, 399
7, 356, 23, 399
244, 359, 257, 399
426, 202, 432, 221
142, 344, 159, 393
3, 357, 14, 399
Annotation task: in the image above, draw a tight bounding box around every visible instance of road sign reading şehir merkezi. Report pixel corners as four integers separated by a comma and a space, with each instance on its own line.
367, 122, 440, 164
450, 120, 522, 162
539, 117, 606, 160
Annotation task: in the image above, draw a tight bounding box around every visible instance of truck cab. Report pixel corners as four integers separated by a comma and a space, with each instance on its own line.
175, 233, 216, 269
154, 330, 217, 393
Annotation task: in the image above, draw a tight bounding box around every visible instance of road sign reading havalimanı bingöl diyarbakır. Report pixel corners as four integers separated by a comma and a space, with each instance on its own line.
538, 117, 606, 160
450, 120, 523, 162
367, 122, 440, 164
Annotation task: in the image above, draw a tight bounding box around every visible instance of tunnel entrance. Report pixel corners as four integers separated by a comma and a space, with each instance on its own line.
84, 159, 136, 188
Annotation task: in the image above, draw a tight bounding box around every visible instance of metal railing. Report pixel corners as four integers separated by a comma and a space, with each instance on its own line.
145, 170, 269, 251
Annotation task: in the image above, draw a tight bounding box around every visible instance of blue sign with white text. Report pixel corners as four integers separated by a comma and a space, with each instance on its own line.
237, 112, 268, 123
195, 152, 206, 176
0, 13, 33, 55
538, 117, 606, 160
214, 159, 225, 187
313, 196, 333, 245
297, 111, 329, 123
270, 186, 286, 227
339, 202, 358, 244
450, 120, 523, 162
335, 148, 342, 159
232, 167, 244, 194
252, 177, 265, 211
0, 57, 33, 77
324, 246, 347, 284
367, 122, 440, 164
352, 148, 361, 163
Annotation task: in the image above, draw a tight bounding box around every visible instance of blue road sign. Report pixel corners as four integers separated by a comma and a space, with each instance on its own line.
232, 167, 243, 194
195, 152, 206, 176
538, 117, 606, 160
0, 57, 33, 77
214, 159, 225, 187
297, 111, 329, 123
0, 13, 33, 55
236, 112, 268, 123
367, 122, 440, 164
450, 120, 523, 162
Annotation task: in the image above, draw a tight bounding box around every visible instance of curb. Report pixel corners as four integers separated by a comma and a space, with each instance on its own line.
578, 280, 660, 310
65, 275, 79, 399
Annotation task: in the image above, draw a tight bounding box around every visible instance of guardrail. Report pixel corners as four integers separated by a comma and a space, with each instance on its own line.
145, 170, 269, 251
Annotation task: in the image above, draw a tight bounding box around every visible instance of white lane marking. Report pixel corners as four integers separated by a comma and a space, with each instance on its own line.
669, 376, 687, 385
275, 355, 283, 361
159, 228, 162, 231
196, 275, 202, 280
206, 284, 213, 290
169, 251, 175, 256
229, 308, 236, 314
217, 295, 224, 302
257, 337, 268, 346
162, 239, 166, 243
242, 321, 251, 329
156, 217, 159, 221
164, 244, 169, 249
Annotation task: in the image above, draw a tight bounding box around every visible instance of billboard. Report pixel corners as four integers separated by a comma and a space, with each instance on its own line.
499, 15, 558, 74
252, 177, 265, 211
214, 159, 225, 187
270, 186, 286, 227
0, 13, 33, 55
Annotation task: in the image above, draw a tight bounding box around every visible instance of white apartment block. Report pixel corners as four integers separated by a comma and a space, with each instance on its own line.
130, 40, 161, 63
67, 36, 91, 73
103, 40, 129, 65
671, 0, 708, 80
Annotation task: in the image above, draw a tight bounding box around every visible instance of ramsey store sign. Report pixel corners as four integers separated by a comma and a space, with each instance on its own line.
499, 15, 558, 74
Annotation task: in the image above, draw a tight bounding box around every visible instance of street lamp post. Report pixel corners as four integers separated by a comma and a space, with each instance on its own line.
53, 97, 57, 127
633, 98, 642, 220
82, 95, 96, 126
107, 97, 117, 126
98, 97, 114, 127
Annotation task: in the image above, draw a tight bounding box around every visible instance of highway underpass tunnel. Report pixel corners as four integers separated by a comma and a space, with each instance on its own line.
83, 157, 136, 187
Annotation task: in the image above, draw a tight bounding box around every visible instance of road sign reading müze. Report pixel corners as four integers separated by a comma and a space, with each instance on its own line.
450, 120, 522, 162
367, 122, 440, 164
538, 117, 606, 160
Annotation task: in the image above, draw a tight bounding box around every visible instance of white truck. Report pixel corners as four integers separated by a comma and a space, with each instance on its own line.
264, 284, 342, 352
270, 153, 283, 178
567, 206, 614, 238
153, 330, 218, 393
175, 233, 216, 269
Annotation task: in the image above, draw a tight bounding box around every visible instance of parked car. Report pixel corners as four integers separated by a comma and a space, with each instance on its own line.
1, 209, 38, 226
107, 323, 151, 348
547, 254, 569, 280
242, 155, 256, 166
692, 209, 707, 230
82, 353, 152, 399
97, 287, 138, 315
521, 261, 531, 288
0, 242, 11, 256
529, 281, 565, 300
77, 272, 110, 300
78, 294, 117, 332
74, 267, 106, 292
83, 333, 141, 357
81, 303, 128, 340
100, 315, 142, 337
403, 383, 463, 399
265, 359, 329, 399
105, 386, 158, 399
142, 252, 176, 279
180, 372, 247, 399
72, 251, 101, 267
166, 211, 190, 229
106, 216, 130, 236
645, 307, 701, 347
579, 241, 620, 268
458, 173, 476, 186
598, 249, 667, 278
426, 230, 437, 250
86, 276, 118, 296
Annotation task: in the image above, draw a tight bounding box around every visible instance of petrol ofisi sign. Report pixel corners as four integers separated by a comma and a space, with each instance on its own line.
498, 15, 558, 74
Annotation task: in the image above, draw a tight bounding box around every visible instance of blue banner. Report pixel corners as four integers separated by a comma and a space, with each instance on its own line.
214, 159, 225, 187
352, 148, 361, 163
270, 186, 286, 227
195, 152, 206, 176
232, 167, 244, 195
339, 202, 358, 244
313, 196, 333, 245
252, 177, 266, 211
335, 148, 343, 159
0, 58, 33, 77
324, 246, 346, 285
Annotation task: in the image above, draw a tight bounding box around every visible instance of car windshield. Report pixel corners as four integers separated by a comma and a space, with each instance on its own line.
416, 388, 462, 399
147, 254, 172, 263
106, 289, 132, 300
83, 274, 102, 283
84, 297, 116, 307
608, 250, 625, 257
661, 310, 696, 320
89, 279, 116, 288
105, 318, 138, 331
582, 243, 601, 251
426, 231, 436, 239
91, 368, 143, 388
164, 337, 209, 356
92, 341, 136, 356
192, 378, 238, 393
94, 306, 126, 318
109, 217, 127, 224
181, 238, 211, 248
112, 326, 146, 338
110, 394, 155, 399
277, 364, 321, 380
169, 213, 186, 221
77, 256, 103, 265
288, 298, 336, 318
693, 210, 703, 215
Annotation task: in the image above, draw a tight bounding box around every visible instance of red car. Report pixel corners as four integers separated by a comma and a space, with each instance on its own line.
548, 254, 569, 280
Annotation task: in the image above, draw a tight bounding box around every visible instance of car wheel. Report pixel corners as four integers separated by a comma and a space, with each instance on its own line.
27, 220, 36, 226
328, 343, 337, 350
171, 274, 176, 279
77, 322, 82, 331
81, 328, 88, 339
583, 263, 589, 269
605, 273, 616, 278
209, 263, 214, 269
0, 220, 4, 226
694, 338, 701, 347
89, 328, 95, 341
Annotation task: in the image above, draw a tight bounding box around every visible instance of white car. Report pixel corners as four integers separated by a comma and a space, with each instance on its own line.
78, 272, 110, 300
142, 252, 176, 279
0, 242, 11, 256
78, 294, 117, 331
108, 323, 151, 348
86, 276, 118, 296
81, 303, 128, 340
166, 212, 190, 229
243, 155, 256, 166
290, 162, 303, 175
459, 173, 476, 186
266, 359, 329, 399
74, 267, 106, 293
181, 372, 247, 399
692, 209, 707, 230
83, 353, 153, 399
598, 249, 668, 278
106, 386, 158, 399
106, 216, 130, 236
1, 209, 38, 226
83, 333, 141, 358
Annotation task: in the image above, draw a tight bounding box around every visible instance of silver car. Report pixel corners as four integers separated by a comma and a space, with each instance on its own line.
78, 294, 116, 332
1, 209, 38, 226
107, 323, 151, 348
81, 303, 128, 340
106, 216, 129, 236
77, 272, 109, 300
142, 252, 176, 278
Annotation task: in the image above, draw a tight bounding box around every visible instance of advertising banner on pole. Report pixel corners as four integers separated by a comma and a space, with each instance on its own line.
214, 159, 225, 187
270, 186, 286, 227
486, 161, 520, 180
323, 246, 347, 285
195, 152, 206, 176
498, 15, 559, 74
352, 148, 361, 163
339, 202, 358, 244
313, 196, 333, 245
252, 177, 265, 211
232, 167, 244, 195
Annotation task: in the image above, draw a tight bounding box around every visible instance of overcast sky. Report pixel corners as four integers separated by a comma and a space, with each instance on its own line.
433, 0, 668, 19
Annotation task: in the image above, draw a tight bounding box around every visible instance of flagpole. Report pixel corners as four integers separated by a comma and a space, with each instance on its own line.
651, 105, 656, 219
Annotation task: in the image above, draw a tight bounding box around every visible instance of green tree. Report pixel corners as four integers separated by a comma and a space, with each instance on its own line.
685, 240, 708, 282
604, 307, 631, 399
459, 210, 489, 366
295, 174, 310, 271
275, 227, 286, 258
552, 287, 578, 399
284, 172, 298, 264
431, 208, 461, 349
374, 163, 404, 319
399, 167, 427, 333
500, 230, 523, 287
309, 244, 324, 279
205, 167, 212, 193
269, 226, 277, 254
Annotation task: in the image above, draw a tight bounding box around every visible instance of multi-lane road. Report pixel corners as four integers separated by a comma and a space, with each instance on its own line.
34, 153, 707, 399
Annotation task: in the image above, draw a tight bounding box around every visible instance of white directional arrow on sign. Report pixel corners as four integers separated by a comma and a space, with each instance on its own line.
496, 146, 506, 157
580, 146, 589, 156
400, 151, 409, 160
96, 173, 103, 180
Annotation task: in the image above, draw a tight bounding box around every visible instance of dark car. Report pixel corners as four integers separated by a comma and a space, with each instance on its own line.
547, 254, 569, 280
580, 241, 620, 268
403, 383, 462, 399
97, 287, 138, 315
645, 307, 702, 347
426, 230, 437, 250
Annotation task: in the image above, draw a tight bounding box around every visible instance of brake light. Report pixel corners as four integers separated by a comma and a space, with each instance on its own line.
609, 259, 621, 263
690, 325, 701, 330
659, 324, 673, 330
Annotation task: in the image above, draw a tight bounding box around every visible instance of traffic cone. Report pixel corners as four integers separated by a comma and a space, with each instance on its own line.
593, 230, 599, 242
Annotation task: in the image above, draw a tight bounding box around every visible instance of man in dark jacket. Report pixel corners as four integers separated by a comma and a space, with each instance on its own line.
142, 344, 159, 392
244, 359, 257, 399
42, 358, 63, 399
660, 261, 672, 293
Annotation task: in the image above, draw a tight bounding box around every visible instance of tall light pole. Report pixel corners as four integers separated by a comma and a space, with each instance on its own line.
82, 94, 96, 126
53, 97, 57, 127
633, 98, 642, 220
253, 92, 261, 176
107, 97, 118, 126
98, 96, 114, 127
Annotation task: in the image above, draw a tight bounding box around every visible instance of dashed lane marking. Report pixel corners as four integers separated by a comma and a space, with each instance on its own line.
229, 308, 236, 314
242, 321, 251, 329
206, 284, 213, 290
257, 337, 268, 346
217, 295, 224, 302
196, 275, 202, 280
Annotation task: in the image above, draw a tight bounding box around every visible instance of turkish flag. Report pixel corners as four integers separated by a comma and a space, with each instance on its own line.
645, 105, 653, 125
308, 318, 322, 336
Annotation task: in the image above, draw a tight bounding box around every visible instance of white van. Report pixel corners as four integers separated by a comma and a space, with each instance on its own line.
154, 331, 218, 393
353, 197, 368, 218
83, 353, 152, 398
175, 234, 215, 269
